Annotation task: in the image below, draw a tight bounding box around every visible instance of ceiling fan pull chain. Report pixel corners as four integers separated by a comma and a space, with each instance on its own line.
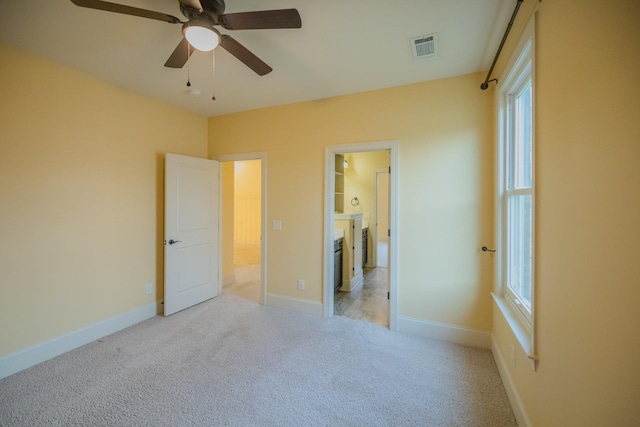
211, 50, 216, 101
186, 42, 191, 87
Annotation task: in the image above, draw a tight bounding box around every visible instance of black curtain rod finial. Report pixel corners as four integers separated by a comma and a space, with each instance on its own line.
480, 79, 498, 90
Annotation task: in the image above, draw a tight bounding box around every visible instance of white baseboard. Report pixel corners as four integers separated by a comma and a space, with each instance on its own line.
491, 335, 532, 427
0, 302, 157, 380
342, 270, 364, 292
265, 293, 323, 317
397, 316, 491, 349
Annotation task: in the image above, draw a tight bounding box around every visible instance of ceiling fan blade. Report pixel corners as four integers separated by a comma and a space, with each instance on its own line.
164, 38, 194, 68
221, 9, 301, 30
219, 35, 272, 76
70, 0, 182, 24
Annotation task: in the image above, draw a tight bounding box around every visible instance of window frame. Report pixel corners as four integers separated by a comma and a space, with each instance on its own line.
495, 16, 538, 366
504, 73, 533, 324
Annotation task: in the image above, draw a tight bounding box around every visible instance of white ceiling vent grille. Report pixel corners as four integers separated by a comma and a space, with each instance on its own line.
411, 33, 438, 62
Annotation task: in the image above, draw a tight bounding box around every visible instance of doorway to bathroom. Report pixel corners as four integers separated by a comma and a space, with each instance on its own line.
324, 140, 398, 330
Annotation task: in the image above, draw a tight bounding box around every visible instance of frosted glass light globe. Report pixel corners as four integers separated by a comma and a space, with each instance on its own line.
185, 26, 219, 51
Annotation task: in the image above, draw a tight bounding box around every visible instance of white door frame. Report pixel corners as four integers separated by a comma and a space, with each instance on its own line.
323, 140, 399, 330
215, 152, 267, 304
373, 167, 389, 268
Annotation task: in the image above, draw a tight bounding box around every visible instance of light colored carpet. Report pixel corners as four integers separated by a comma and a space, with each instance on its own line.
0, 293, 517, 426
226, 264, 262, 304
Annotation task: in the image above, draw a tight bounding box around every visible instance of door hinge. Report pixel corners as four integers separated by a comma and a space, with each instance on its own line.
387, 292, 390, 300
388, 229, 390, 237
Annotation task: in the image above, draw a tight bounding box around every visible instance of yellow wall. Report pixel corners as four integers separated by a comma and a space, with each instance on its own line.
343, 151, 389, 219
234, 160, 261, 198
491, 1, 640, 425
0, 44, 208, 356
233, 160, 261, 246
209, 71, 495, 330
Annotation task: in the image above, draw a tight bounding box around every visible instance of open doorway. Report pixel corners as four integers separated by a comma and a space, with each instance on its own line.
324, 141, 398, 330
217, 153, 266, 304
333, 152, 389, 327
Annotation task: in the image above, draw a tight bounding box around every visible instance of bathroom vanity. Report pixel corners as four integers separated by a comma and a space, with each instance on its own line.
334, 213, 364, 291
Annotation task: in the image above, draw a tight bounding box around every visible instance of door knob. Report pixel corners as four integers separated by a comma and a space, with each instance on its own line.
168, 239, 182, 245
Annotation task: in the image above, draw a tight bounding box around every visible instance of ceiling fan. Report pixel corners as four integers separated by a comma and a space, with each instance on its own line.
70, 0, 302, 76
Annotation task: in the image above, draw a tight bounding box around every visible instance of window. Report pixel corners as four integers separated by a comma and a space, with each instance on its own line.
497, 17, 535, 348
505, 78, 533, 322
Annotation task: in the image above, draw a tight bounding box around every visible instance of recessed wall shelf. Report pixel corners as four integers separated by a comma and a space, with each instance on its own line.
335, 154, 345, 213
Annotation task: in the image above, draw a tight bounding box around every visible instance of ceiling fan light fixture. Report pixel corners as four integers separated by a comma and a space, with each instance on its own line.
184, 24, 219, 52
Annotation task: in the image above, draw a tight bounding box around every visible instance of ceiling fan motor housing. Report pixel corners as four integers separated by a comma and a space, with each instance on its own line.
202, 0, 226, 18
182, 14, 217, 33
180, 0, 223, 23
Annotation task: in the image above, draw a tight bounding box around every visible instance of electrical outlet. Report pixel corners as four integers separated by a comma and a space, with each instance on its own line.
297, 279, 305, 291
146, 283, 153, 295
273, 220, 282, 231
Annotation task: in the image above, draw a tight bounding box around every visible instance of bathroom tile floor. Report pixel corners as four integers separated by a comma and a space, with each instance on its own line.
334, 267, 388, 327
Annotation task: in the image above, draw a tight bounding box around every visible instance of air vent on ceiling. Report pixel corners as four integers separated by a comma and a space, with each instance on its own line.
411, 33, 438, 62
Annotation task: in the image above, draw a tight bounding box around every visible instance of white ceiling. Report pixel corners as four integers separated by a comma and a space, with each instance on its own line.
0, 0, 512, 117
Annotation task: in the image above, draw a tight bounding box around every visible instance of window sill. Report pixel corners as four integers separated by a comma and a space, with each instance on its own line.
492, 292, 538, 370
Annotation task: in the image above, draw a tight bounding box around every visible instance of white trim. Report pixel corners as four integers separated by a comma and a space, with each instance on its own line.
372, 167, 389, 268
339, 269, 363, 292
491, 335, 533, 427
397, 316, 491, 349
265, 293, 323, 316
496, 14, 537, 362
323, 140, 399, 331
0, 302, 157, 380
215, 152, 267, 305
492, 293, 537, 369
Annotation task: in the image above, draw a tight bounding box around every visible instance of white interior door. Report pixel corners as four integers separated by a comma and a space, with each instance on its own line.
375, 169, 391, 320
164, 153, 219, 316
385, 169, 391, 319
376, 171, 390, 268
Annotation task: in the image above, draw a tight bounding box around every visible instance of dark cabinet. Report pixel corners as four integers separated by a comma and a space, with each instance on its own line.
362, 228, 368, 267
334, 238, 343, 291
